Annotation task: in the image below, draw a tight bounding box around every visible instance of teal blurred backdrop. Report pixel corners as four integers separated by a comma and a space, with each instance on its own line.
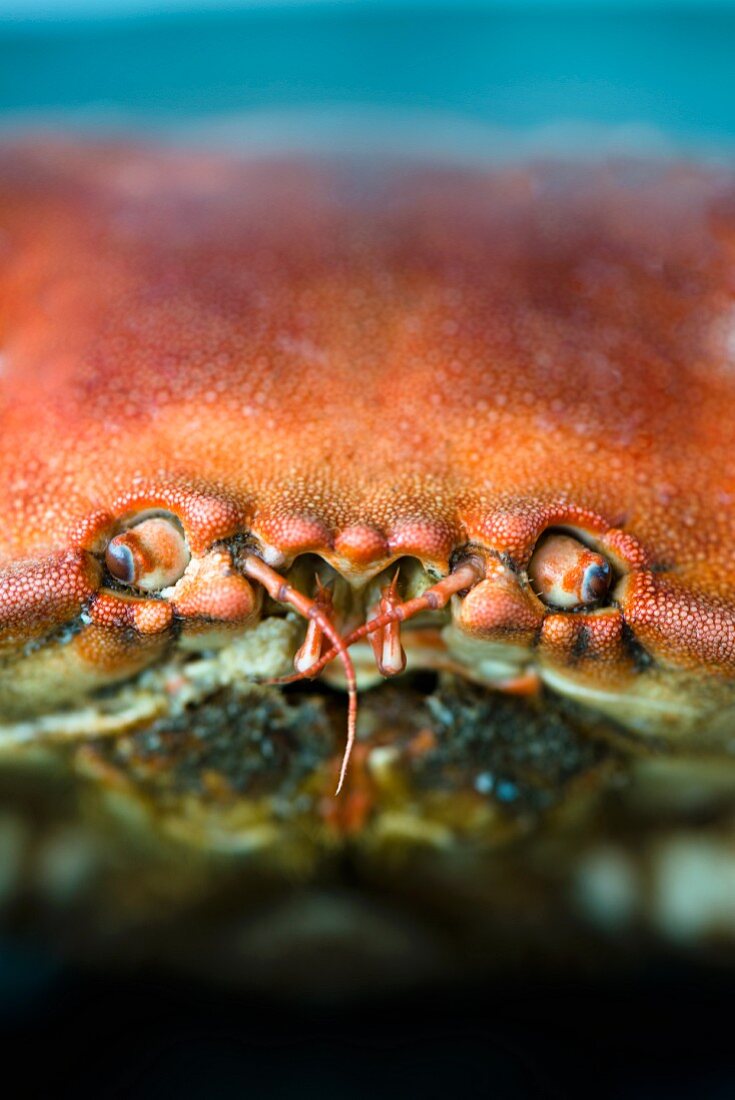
0, 1, 734, 148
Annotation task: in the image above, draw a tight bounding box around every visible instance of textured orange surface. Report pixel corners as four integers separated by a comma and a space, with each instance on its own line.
1, 140, 734, 723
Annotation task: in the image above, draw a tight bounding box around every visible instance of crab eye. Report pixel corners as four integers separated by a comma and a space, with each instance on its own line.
104, 516, 190, 591
528, 532, 612, 610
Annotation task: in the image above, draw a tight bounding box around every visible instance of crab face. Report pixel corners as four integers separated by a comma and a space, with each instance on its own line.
1, 141, 735, 776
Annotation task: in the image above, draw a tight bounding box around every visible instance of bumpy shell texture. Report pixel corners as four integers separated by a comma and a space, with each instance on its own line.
1, 140, 735, 747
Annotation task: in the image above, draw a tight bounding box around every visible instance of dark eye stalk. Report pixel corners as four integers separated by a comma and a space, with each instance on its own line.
528, 532, 612, 610
105, 516, 190, 591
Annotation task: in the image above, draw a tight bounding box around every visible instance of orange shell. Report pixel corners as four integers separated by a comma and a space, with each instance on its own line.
1, 140, 734, 730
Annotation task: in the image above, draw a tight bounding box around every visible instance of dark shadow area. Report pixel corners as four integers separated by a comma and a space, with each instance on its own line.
2, 956, 735, 1098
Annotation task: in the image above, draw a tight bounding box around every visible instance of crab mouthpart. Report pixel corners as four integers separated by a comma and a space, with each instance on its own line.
252, 554, 484, 792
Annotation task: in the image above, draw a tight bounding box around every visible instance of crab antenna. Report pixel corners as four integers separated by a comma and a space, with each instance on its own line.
369, 568, 407, 677
293, 574, 334, 675
274, 557, 485, 683
241, 555, 357, 794
345, 557, 484, 649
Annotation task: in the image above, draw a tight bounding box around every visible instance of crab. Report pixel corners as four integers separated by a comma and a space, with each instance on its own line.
3, 138, 735, 986
1, 138, 735, 812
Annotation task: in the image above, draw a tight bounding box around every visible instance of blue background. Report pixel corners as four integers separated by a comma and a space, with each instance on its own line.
0, 1, 734, 149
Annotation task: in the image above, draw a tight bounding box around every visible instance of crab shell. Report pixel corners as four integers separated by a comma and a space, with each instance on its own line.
1, 140, 735, 753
